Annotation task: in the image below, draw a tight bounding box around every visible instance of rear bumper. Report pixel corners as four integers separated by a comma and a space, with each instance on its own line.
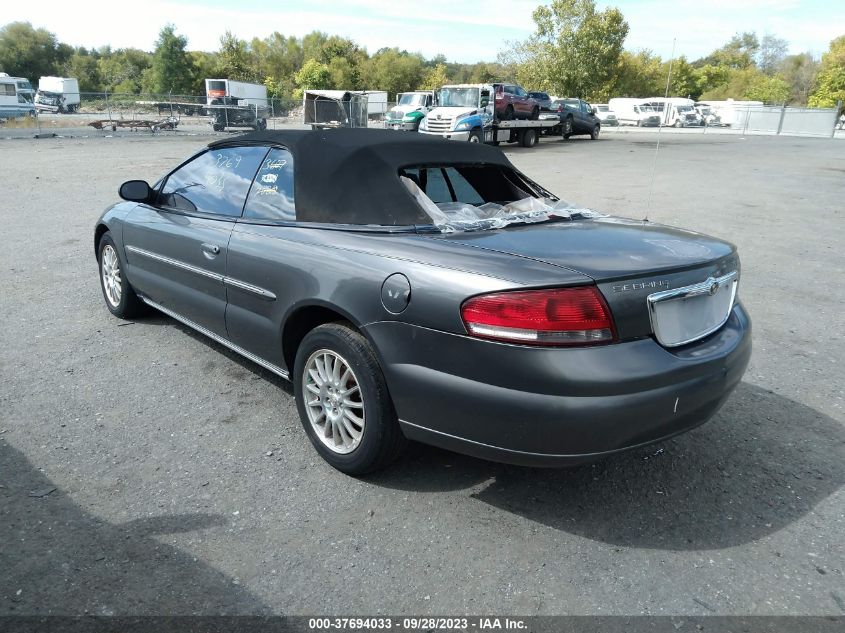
365, 303, 751, 467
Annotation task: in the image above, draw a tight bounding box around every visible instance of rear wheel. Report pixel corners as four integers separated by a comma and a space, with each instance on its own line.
519, 128, 538, 147
98, 232, 145, 319
294, 323, 406, 475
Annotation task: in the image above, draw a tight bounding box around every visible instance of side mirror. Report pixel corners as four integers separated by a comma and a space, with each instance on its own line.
119, 180, 153, 202
591, 106, 597, 114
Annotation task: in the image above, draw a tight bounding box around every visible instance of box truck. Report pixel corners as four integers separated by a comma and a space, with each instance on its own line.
35, 76, 80, 113
204, 79, 269, 131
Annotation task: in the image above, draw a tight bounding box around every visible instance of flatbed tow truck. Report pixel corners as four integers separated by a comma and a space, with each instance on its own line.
418, 83, 562, 147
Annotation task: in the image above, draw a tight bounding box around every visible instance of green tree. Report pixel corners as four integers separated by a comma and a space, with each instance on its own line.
63, 48, 102, 92
697, 32, 759, 69
778, 52, 819, 105
666, 56, 698, 98
217, 31, 258, 82
693, 63, 731, 97
144, 24, 193, 95
0, 22, 70, 81
97, 48, 151, 93
327, 56, 361, 89
361, 48, 425, 95
757, 34, 788, 75
613, 50, 664, 96
500, 0, 629, 100
188, 51, 220, 94
808, 35, 845, 108
420, 63, 449, 90
251, 32, 303, 87
745, 73, 790, 102
294, 58, 332, 96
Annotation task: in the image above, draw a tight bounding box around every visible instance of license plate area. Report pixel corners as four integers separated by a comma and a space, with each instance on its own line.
647, 271, 738, 347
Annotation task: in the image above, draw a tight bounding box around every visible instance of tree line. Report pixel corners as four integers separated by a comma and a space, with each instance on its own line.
0, 0, 842, 109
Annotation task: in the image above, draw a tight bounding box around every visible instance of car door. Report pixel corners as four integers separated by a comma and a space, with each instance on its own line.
224, 146, 298, 369
513, 86, 530, 116
122, 145, 269, 336
581, 101, 598, 130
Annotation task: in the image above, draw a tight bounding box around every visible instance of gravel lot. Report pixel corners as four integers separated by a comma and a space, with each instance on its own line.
1, 130, 843, 617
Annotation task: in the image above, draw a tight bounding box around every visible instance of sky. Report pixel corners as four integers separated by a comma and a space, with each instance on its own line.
6, 0, 843, 63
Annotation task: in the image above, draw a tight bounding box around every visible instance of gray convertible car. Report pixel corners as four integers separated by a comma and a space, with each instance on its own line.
95, 129, 751, 474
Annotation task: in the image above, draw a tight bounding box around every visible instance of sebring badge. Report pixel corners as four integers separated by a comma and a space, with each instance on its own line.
612, 280, 670, 293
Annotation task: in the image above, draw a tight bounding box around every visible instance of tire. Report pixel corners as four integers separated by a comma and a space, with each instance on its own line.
98, 232, 145, 320
212, 123, 224, 132
563, 116, 573, 137
636, 120, 642, 127
530, 106, 539, 121
504, 105, 515, 120
519, 128, 538, 147
468, 129, 483, 143
293, 323, 406, 475
590, 124, 600, 140
674, 119, 682, 128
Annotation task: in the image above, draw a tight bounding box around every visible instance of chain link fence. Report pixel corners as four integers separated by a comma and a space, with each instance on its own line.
3, 91, 841, 139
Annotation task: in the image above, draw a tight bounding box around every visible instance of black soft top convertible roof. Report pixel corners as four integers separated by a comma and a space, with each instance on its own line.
209, 128, 516, 225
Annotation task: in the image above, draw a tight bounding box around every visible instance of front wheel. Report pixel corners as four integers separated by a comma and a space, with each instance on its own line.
294, 323, 406, 475
530, 106, 540, 120
468, 129, 483, 143
504, 105, 515, 120
562, 116, 573, 139
98, 232, 145, 319
590, 124, 600, 140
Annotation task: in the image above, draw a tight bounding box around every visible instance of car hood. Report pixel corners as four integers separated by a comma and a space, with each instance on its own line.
426, 106, 477, 120
426, 216, 736, 281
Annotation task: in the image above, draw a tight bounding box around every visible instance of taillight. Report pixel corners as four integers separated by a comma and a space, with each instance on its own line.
460, 287, 615, 346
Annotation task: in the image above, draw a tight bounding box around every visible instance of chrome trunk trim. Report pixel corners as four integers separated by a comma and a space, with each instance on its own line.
647, 270, 738, 348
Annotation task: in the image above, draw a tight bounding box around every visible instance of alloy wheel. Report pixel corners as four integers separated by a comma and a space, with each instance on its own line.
302, 349, 366, 454
101, 244, 122, 308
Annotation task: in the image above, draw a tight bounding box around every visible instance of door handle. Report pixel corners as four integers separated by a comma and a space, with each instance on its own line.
202, 243, 220, 256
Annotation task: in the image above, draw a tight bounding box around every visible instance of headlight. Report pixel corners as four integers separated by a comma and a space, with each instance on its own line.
454, 121, 471, 131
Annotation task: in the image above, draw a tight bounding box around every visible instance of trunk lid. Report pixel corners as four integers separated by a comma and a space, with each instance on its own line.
428, 217, 740, 341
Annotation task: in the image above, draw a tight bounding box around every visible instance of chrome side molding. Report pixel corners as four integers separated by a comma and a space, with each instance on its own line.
126, 245, 276, 300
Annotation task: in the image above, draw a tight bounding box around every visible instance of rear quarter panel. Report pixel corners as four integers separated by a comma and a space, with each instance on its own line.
224, 224, 592, 369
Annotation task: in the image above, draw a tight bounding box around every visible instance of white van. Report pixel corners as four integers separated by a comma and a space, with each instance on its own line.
0, 75, 36, 119
608, 98, 661, 127
0, 73, 34, 98
35, 76, 81, 113
637, 98, 702, 127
